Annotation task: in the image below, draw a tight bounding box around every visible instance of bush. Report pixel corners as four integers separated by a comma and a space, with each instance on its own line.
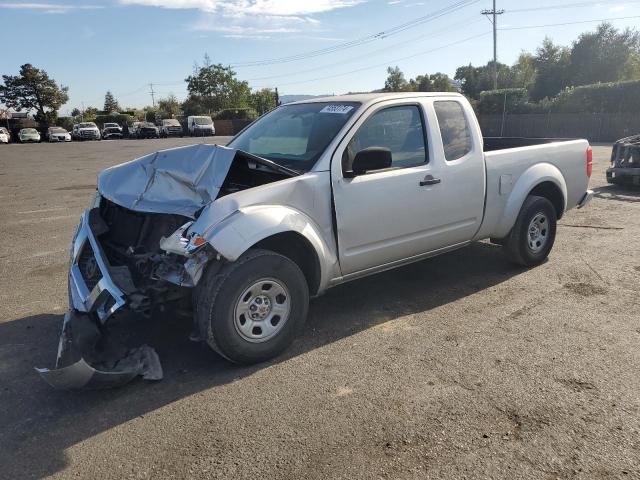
213, 108, 258, 120
477, 88, 531, 114
548, 80, 640, 113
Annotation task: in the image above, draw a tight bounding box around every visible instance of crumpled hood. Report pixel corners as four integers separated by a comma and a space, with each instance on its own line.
97, 144, 237, 218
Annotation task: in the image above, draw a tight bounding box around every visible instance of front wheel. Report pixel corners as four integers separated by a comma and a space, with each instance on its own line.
195, 249, 309, 364
504, 195, 557, 267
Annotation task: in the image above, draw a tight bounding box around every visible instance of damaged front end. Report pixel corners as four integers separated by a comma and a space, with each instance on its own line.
37, 144, 293, 389
607, 134, 640, 186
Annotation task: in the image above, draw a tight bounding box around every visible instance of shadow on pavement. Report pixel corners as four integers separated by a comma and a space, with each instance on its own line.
593, 184, 640, 203
0, 242, 521, 479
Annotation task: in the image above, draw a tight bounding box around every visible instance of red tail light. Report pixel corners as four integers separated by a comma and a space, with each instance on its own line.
586, 146, 593, 178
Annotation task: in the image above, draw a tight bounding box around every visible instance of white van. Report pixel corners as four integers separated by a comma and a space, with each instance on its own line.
187, 116, 215, 137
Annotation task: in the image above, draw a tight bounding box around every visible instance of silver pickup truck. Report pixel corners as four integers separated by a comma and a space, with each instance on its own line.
37, 93, 594, 389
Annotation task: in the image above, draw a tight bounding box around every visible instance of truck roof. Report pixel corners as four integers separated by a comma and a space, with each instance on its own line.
287, 92, 463, 108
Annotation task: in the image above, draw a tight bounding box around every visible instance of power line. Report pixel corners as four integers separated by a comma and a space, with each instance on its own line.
244, 15, 482, 83
253, 32, 492, 89
230, 0, 481, 67
499, 14, 640, 31
508, 0, 640, 13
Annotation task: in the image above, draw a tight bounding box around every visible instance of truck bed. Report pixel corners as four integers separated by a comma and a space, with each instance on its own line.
484, 137, 575, 152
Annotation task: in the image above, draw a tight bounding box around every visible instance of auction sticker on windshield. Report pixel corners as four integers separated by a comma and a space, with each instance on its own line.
320, 105, 355, 114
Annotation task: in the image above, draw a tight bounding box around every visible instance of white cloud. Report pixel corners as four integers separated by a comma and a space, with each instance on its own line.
120, 0, 364, 38
609, 4, 628, 12
193, 12, 321, 38
119, 0, 363, 16
0, 2, 103, 13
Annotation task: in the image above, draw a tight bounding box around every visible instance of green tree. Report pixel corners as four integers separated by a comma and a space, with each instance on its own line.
157, 94, 181, 117
384, 66, 409, 92
529, 38, 571, 101
83, 107, 99, 122
0, 63, 69, 125
185, 54, 251, 113
569, 23, 640, 86
454, 62, 514, 98
103, 91, 121, 112
408, 72, 455, 92
512, 52, 537, 89
251, 88, 277, 115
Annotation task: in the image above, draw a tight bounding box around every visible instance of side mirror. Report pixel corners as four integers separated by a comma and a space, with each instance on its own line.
350, 147, 392, 176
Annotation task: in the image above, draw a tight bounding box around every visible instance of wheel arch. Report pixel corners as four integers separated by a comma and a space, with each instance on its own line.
252, 232, 322, 296
203, 205, 336, 295
495, 163, 567, 238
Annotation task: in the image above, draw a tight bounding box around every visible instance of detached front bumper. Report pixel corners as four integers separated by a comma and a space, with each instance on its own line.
36, 208, 163, 389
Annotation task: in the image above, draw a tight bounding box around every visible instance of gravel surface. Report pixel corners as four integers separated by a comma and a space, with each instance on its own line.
0, 140, 638, 479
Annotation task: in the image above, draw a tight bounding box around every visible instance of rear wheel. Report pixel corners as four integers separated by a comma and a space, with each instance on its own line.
504, 195, 557, 267
195, 249, 309, 364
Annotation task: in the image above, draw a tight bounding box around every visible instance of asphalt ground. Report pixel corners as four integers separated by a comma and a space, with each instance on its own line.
0, 139, 638, 479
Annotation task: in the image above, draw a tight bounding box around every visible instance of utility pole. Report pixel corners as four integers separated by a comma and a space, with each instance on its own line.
481, 0, 504, 90
149, 83, 156, 108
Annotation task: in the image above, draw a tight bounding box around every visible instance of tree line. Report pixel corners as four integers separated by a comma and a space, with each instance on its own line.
2, 22, 638, 128
384, 23, 640, 113
0, 54, 279, 128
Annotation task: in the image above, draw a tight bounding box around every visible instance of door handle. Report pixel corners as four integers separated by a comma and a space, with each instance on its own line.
420, 175, 441, 186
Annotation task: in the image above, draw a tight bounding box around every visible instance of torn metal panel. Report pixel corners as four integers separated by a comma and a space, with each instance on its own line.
35, 310, 163, 390
98, 144, 238, 218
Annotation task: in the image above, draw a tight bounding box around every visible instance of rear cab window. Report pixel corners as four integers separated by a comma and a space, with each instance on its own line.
434, 101, 472, 161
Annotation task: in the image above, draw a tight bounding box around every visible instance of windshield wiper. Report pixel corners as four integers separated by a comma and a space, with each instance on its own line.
236, 150, 302, 177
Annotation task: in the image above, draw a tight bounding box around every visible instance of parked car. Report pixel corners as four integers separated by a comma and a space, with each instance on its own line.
18, 128, 41, 143
37, 92, 594, 389
72, 122, 101, 141
160, 118, 184, 138
0, 127, 9, 144
102, 123, 123, 140
137, 122, 159, 139
47, 126, 72, 142
607, 134, 640, 186
126, 121, 141, 139
187, 115, 215, 136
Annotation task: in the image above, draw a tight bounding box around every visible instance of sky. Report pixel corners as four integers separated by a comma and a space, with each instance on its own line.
0, 0, 639, 115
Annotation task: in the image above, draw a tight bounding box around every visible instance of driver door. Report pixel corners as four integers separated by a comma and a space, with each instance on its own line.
332, 101, 444, 274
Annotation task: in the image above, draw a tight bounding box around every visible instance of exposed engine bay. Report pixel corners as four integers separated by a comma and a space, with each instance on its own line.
36, 145, 294, 389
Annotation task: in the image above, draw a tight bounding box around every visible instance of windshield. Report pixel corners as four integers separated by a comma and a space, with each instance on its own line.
104, 123, 118, 128
228, 102, 360, 171
78, 123, 96, 128
50, 128, 66, 133
141, 122, 155, 128
22, 128, 37, 134
163, 119, 180, 126
194, 117, 212, 125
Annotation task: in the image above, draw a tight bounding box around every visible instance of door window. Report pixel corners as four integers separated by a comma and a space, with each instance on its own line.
434, 101, 472, 161
344, 105, 427, 172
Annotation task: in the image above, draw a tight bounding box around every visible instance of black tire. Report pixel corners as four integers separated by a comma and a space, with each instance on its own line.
195, 249, 309, 364
504, 195, 557, 267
